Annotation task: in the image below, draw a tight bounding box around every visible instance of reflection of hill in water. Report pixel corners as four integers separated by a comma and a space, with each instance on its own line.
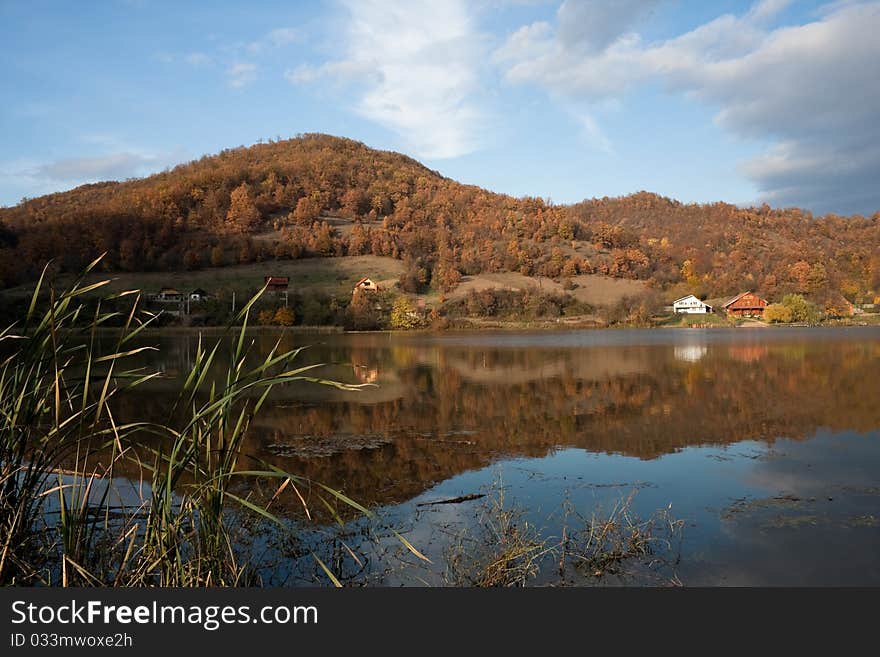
103, 335, 880, 510
105, 331, 880, 512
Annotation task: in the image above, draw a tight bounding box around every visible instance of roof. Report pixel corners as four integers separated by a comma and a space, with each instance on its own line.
264, 276, 289, 283
722, 291, 766, 308
724, 290, 752, 308
159, 287, 181, 294
191, 288, 209, 296
672, 295, 713, 310
355, 277, 374, 286
672, 294, 708, 305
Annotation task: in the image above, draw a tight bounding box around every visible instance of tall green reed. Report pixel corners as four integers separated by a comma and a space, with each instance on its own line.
0, 257, 427, 586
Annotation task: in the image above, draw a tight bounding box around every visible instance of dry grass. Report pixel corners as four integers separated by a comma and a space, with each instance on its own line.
442, 484, 684, 587
444, 486, 551, 587
0, 255, 405, 301
448, 272, 649, 307
562, 492, 684, 583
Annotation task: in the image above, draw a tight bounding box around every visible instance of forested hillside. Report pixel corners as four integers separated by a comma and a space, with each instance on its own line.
1, 133, 878, 306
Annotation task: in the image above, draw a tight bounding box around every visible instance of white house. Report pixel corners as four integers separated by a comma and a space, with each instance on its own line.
672, 294, 713, 314
189, 288, 211, 302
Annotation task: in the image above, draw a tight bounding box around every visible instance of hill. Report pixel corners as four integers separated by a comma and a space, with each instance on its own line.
0, 133, 878, 309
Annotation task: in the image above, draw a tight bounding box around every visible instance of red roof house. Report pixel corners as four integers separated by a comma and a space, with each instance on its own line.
264, 276, 289, 292
722, 291, 769, 317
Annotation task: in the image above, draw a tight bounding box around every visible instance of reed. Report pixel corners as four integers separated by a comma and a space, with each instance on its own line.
0, 256, 420, 586
441, 482, 683, 587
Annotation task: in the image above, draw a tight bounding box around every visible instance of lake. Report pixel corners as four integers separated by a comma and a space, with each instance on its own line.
108, 326, 880, 585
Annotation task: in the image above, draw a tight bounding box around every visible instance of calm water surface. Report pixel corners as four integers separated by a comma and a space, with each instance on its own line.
112, 327, 880, 585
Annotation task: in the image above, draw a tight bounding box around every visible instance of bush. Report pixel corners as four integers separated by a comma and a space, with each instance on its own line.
446, 287, 591, 321
780, 294, 820, 323
390, 297, 422, 329
274, 306, 296, 326
345, 290, 383, 330
764, 303, 793, 323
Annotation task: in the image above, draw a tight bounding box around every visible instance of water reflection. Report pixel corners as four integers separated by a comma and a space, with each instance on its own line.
674, 344, 707, 362
109, 327, 880, 513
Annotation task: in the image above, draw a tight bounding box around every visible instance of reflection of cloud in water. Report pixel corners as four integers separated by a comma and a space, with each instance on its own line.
738, 429, 880, 496
698, 430, 880, 585
674, 344, 708, 363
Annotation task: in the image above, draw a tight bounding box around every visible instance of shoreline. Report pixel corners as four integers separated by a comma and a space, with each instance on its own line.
73, 317, 880, 335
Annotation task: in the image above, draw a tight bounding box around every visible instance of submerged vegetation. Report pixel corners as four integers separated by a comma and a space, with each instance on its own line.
443, 484, 684, 587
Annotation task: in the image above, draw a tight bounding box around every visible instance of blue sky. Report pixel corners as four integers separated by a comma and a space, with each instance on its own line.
2, 0, 878, 215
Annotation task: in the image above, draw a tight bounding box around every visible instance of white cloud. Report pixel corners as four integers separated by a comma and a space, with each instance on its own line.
30, 152, 162, 182
289, 0, 489, 159
0, 144, 187, 205
227, 62, 257, 88
573, 112, 615, 154
184, 52, 211, 66
556, 0, 660, 52
265, 27, 300, 47
247, 27, 301, 53
495, 0, 880, 213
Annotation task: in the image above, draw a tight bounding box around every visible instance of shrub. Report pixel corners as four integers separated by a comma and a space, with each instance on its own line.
390, 297, 421, 329
780, 294, 820, 323
273, 306, 296, 326
257, 308, 276, 325
764, 303, 793, 323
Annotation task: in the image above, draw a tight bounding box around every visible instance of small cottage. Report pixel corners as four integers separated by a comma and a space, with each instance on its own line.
723, 291, 769, 317
264, 276, 289, 293
190, 288, 210, 302
353, 277, 379, 295
672, 294, 713, 314
156, 288, 183, 302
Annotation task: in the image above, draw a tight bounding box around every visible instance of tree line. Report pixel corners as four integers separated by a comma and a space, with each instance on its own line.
1, 134, 878, 307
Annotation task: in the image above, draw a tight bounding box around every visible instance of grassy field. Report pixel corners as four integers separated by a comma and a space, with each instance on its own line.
2, 254, 651, 311
1, 255, 405, 300
449, 272, 649, 306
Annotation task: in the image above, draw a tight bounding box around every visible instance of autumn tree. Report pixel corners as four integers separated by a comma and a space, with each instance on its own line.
764, 303, 793, 323
681, 259, 700, 287
347, 289, 380, 330
274, 306, 296, 326
226, 183, 261, 233
789, 261, 812, 294
292, 195, 321, 225
390, 297, 420, 329
399, 257, 429, 293
310, 222, 334, 256
183, 249, 200, 270
780, 294, 820, 323
209, 245, 225, 267
348, 223, 369, 255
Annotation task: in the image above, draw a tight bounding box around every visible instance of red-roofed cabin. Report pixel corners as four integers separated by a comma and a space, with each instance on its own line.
264, 276, 289, 292
723, 291, 769, 317
353, 277, 379, 294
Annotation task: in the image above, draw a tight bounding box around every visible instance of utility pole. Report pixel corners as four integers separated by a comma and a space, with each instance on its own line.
231, 290, 236, 314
